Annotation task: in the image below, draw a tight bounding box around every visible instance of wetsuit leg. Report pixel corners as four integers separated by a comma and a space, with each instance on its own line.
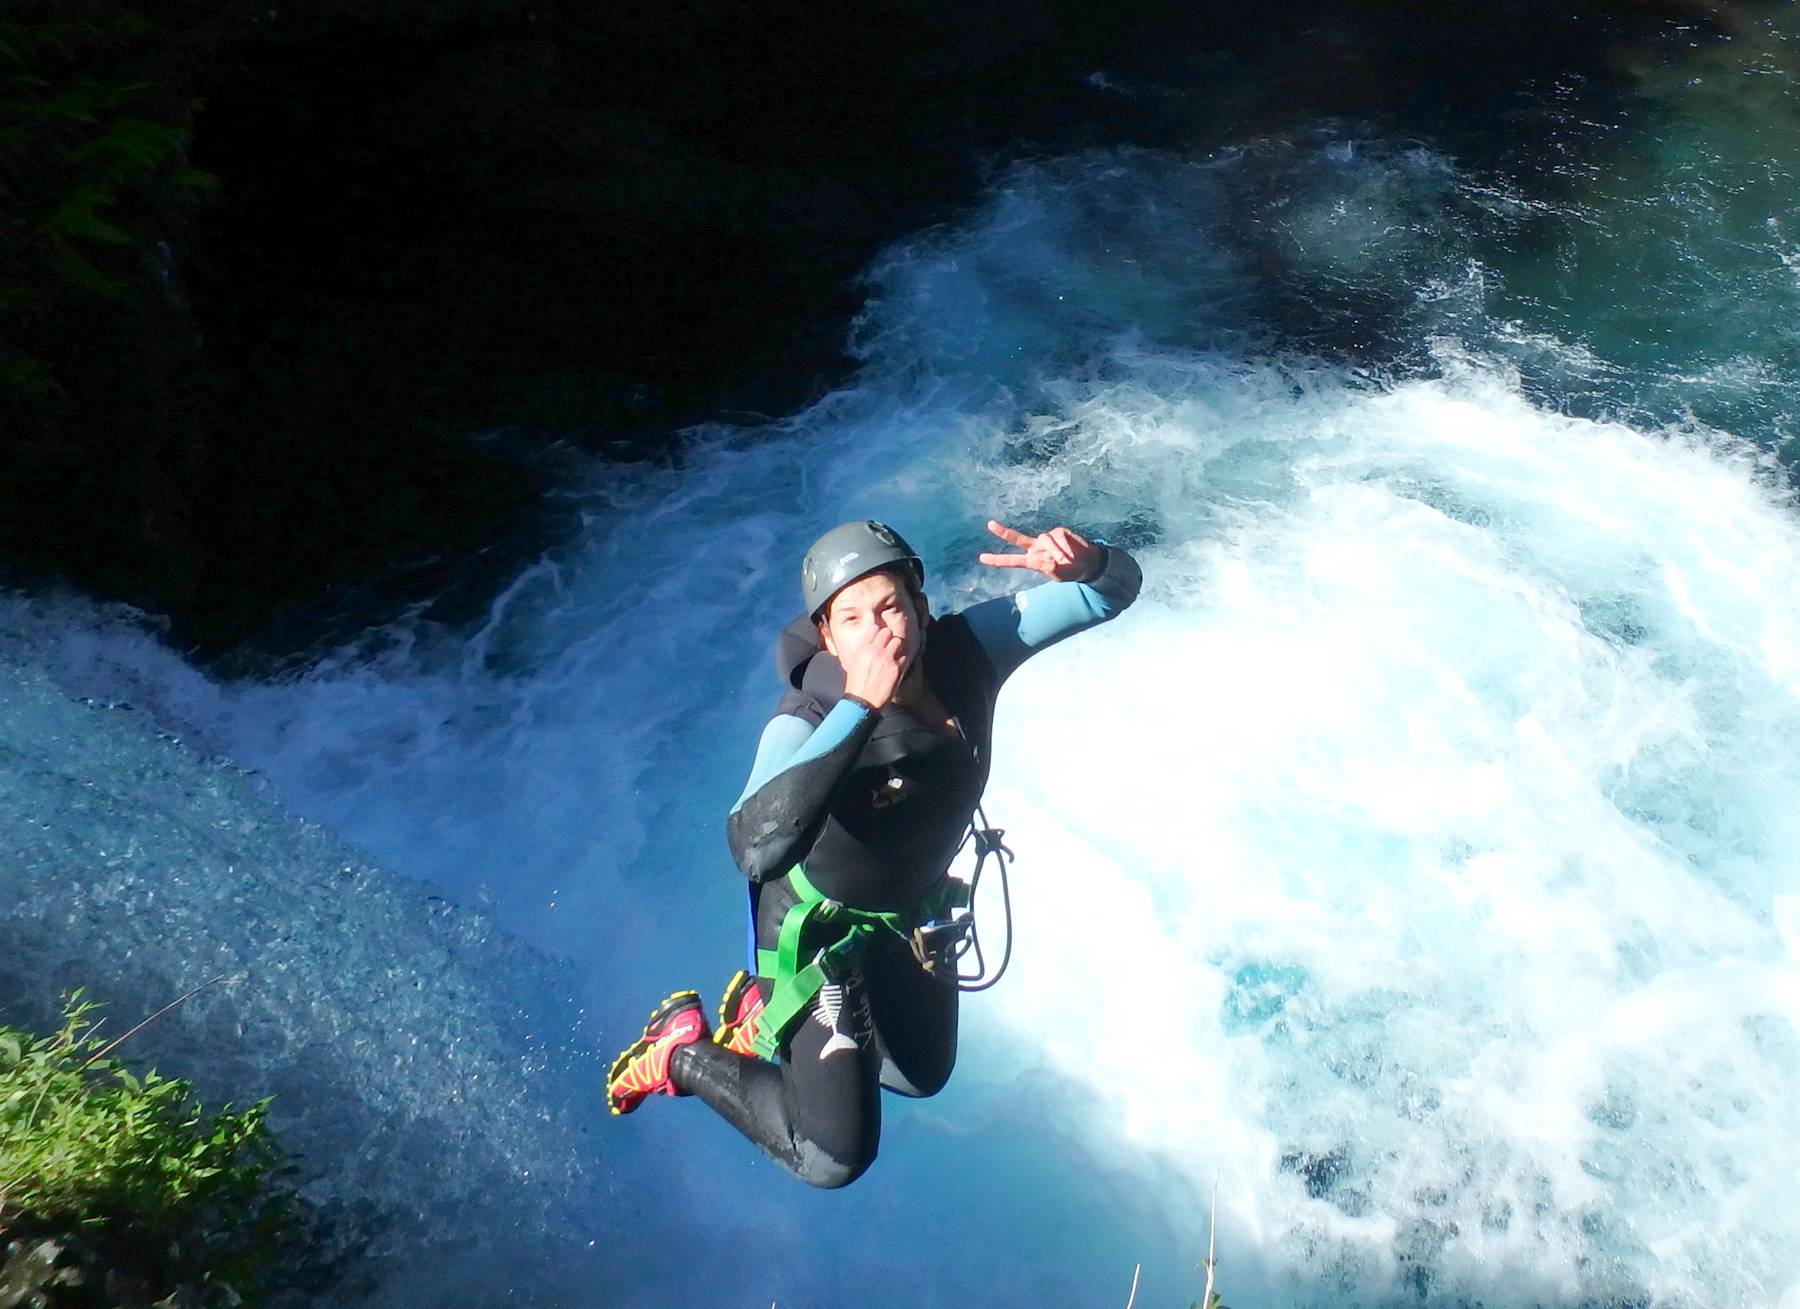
671, 982, 879, 1189
667, 874, 882, 1189
862, 932, 959, 1098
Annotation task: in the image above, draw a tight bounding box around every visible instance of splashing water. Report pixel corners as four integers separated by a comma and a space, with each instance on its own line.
8, 23, 1800, 1309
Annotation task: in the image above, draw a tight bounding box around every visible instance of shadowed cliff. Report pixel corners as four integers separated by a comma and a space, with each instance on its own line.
1, 0, 1726, 657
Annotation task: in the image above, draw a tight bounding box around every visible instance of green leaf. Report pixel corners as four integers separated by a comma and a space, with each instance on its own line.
37, 85, 100, 124
171, 164, 218, 199
41, 185, 131, 244
44, 228, 122, 293
70, 114, 183, 173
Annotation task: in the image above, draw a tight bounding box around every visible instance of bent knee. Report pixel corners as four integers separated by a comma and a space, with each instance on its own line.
879, 1053, 954, 1099
792, 1139, 876, 1190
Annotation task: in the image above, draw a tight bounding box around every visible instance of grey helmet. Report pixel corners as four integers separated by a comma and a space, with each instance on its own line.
801, 519, 924, 620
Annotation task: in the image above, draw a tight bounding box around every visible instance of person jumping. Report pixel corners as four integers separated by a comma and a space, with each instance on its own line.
605, 517, 1141, 1187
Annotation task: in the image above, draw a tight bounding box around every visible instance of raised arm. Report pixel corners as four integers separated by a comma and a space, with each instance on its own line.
960, 520, 1142, 682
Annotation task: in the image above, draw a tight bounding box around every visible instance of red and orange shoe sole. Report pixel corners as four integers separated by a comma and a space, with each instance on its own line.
713, 969, 767, 1060
606, 989, 705, 1116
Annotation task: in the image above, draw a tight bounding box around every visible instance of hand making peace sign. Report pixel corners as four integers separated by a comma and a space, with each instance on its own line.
977, 520, 1103, 583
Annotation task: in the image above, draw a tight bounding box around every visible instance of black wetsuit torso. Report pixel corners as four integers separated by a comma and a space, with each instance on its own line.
746, 611, 998, 910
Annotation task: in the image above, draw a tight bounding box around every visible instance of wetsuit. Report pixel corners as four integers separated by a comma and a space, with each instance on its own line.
670, 544, 1142, 1187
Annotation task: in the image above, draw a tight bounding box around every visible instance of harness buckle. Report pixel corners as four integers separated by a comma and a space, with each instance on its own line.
973, 826, 1011, 860
812, 944, 848, 981
910, 915, 973, 974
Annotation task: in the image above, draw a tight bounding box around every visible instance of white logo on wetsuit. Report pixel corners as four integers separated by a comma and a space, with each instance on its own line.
813, 977, 872, 1058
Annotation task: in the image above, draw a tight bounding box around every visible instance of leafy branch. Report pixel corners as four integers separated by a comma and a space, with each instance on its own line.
0, 989, 304, 1306
0, 11, 216, 394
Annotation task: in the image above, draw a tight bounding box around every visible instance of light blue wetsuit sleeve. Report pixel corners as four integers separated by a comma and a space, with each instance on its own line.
730, 698, 871, 812
726, 696, 880, 882
960, 543, 1143, 683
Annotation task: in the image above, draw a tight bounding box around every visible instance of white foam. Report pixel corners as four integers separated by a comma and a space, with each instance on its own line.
982, 363, 1800, 1307
8, 139, 1800, 1307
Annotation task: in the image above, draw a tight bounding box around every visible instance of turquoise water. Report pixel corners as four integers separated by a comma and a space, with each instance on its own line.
6, 7, 1800, 1306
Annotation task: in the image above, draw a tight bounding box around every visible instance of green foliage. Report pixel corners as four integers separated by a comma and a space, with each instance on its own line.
0, 992, 299, 1306
1, 353, 59, 397
0, 10, 216, 391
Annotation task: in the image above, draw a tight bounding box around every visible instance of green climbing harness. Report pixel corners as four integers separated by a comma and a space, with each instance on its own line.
750, 864, 963, 1060
750, 816, 1014, 1063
